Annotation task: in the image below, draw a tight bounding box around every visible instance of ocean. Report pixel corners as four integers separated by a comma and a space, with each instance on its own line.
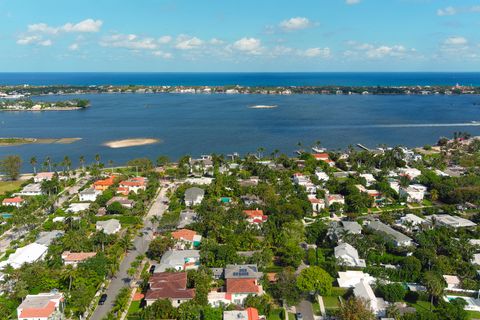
0, 90, 480, 170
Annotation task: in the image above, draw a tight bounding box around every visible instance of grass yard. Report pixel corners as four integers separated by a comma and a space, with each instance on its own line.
288, 312, 296, 320
267, 309, 284, 320
0, 180, 23, 195
312, 301, 321, 316
323, 296, 341, 310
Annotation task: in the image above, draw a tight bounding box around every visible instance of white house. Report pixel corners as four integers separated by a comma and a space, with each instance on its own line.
79, 188, 101, 202
400, 184, 427, 203
0, 243, 48, 269
354, 279, 386, 316
443, 275, 461, 290
315, 169, 330, 182
155, 250, 200, 272
326, 194, 345, 207
397, 213, 426, 231
334, 243, 366, 268
398, 167, 422, 180
359, 173, 376, 186
184, 187, 205, 206
33, 172, 55, 183
16, 183, 43, 196
309, 198, 326, 213
2, 196, 25, 208
96, 219, 121, 235
337, 270, 375, 288
67, 203, 91, 213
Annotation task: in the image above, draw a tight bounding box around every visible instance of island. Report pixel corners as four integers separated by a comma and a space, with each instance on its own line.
0, 98, 90, 111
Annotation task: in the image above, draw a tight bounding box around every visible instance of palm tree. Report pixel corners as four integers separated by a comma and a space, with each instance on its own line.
119, 234, 133, 253
63, 156, 71, 172
108, 160, 114, 173
62, 265, 76, 292
95, 154, 101, 166
45, 156, 52, 172
79, 155, 85, 171
423, 271, 446, 310
30, 157, 37, 174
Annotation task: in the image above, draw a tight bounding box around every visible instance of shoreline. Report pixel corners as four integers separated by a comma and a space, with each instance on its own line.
0, 137, 82, 147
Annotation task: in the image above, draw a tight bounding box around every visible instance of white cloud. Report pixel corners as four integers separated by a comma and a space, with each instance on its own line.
280, 17, 312, 31
347, 41, 416, 59
346, 0, 361, 5
232, 37, 262, 54
437, 5, 480, 16
437, 6, 457, 16
16, 35, 52, 46
68, 43, 79, 51
210, 38, 224, 45
26, 19, 103, 34
175, 35, 203, 50
300, 47, 331, 58
158, 36, 172, 44
100, 34, 158, 50
444, 36, 468, 45
153, 50, 172, 59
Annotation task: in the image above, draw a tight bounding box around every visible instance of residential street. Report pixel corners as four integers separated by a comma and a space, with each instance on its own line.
296, 299, 315, 320
89, 182, 170, 320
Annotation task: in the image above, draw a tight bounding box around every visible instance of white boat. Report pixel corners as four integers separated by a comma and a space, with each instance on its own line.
312, 146, 326, 153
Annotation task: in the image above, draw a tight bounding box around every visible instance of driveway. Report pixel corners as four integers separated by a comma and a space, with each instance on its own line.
296, 299, 315, 320
89, 182, 169, 320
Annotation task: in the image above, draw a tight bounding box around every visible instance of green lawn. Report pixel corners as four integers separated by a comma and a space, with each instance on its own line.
323, 296, 340, 310
126, 301, 141, 320
267, 309, 284, 320
466, 310, 480, 319
288, 312, 296, 320
411, 300, 480, 320
0, 180, 23, 195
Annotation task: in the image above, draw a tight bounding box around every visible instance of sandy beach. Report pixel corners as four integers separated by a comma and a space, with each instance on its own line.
103, 138, 160, 148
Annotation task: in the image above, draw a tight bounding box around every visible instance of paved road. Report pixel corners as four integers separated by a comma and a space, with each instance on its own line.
90, 182, 169, 320
296, 299, 315, 320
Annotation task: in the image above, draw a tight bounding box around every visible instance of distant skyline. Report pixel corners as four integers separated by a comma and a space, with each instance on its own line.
1, 0, 480, 72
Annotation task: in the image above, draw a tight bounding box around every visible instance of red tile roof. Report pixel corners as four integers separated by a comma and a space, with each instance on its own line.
146, 272, 195, 300
93, 176, 115, 187
62, 251, 97, 262
247, 307, 259, 320
226, 278, 259, 294
19, 301, 56, 318
2, 196, 24, 203
171, 229, 197, 242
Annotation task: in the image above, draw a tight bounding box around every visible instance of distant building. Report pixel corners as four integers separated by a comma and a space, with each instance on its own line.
0, 243, 48, 269
427, 214, 476, 228
243, 209, 268, 225
33, 172, 55, 183
118, 177, 147, 195
17, 291, 64, 320
223, 308, 259, 320
93, 176, 115, 191
96, 219, 121, 235
184, 187, 205, 206
366, 220, 413, 247
106, 196, 135, 209
155, 250, 200, 272
177, 210, 198, 229
16, 183, 43, 196
35, 230, 64, 247
2, 196, 25, 207
334, 243, 366, 268
67, 203, 90, 213
325, 194, 345, 207
400, 184, 427, 203
79, 188, 101, 202
171, 229, 202, 249
61, 251, 97, 267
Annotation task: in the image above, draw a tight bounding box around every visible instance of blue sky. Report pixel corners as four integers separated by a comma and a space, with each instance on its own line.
1, 0, 480, 71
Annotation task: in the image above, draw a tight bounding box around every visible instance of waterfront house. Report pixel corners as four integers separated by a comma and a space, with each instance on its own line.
184, 187, 205, 206
171, 229, 202, 249
313, 153, 335, 167
366, 220, 413, 247
33, 172, 55, 183
17, 291, 64, 320
2, 196, 25, 207
145, 272, 195, 307
334, 243, 366, 268
79, 188, 101, 202
155, 250, 200, 273
61, 251, 97, 267
96, 219, 121, 235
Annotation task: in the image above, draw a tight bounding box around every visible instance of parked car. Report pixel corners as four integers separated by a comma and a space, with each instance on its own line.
296, 313, 303, 320
149, 265, 156, 274
99, 294, 108, 305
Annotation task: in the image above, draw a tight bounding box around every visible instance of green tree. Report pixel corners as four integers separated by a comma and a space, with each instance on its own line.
423, 271, 446, 310
272, 268, 301, 305
376, 283, 406, 302
337, 297, 376, 320
30, 157, 37, 174
296, 266, 333, 295
142, 299, 177, 320
156, 155, 170, 167
147, 236, 174, 261
0, 155, 22, 180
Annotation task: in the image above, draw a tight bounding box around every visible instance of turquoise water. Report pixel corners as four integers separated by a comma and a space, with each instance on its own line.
1, 92, 480, 170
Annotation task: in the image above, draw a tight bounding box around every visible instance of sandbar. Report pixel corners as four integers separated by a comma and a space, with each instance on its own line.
103, 138, 161, 148
249, 105, 278, 109
0, 137, 81, 146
